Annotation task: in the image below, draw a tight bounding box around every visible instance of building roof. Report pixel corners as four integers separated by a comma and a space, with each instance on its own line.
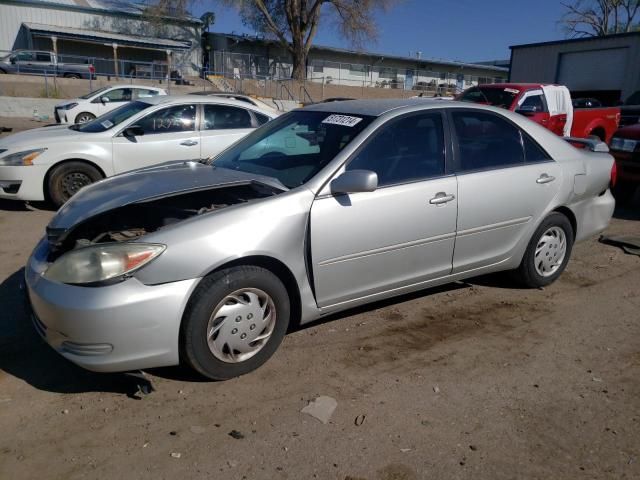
510, 31, 640, 50
213, 32, 509, 73
24, 22, 192, 49
6, 0, 201, 24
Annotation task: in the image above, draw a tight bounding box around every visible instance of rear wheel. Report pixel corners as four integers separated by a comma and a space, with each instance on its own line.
181, 266, 290, 380
74, 112, 95, 124
514, 212, 574, 288
47, 161, 103, 207
64, 73, 81, 79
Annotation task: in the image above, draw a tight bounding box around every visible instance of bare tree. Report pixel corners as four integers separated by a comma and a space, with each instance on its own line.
560, 0, 640, 37
221, 0, 397, 80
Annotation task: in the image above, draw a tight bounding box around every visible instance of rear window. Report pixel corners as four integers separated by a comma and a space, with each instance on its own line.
458, 87, 519, 109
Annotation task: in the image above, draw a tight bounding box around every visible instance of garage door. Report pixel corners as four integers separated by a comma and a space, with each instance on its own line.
557, 48, 628, 90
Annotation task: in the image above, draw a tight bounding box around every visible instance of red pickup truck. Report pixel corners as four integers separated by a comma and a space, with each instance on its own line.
457, 83, 620, 143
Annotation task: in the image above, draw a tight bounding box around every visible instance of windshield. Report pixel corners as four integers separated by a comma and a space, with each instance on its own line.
458, 86, 519, 109
79, 86, 111, 100
213, 110, 375, 188
76, 101, 151, 133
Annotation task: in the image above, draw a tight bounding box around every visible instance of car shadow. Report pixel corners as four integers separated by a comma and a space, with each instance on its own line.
0, 199, 55, 212
613, 203, 640, 221
0, 268, 150, 397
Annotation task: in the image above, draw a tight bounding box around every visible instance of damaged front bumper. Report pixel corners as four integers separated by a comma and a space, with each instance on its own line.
25, 238, 200, 372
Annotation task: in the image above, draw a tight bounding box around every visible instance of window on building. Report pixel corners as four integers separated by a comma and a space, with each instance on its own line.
312, 61, 324, 73
349, 64, 367, 76
378, 67, 397, 79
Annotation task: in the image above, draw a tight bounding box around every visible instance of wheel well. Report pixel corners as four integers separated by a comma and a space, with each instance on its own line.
589, 127, 606, 142
553, 206, 577, 238
43, 159, 106, 201
201, 256, 302, 331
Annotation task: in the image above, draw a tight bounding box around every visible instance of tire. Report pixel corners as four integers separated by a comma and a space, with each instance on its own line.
514, 212, 574, 288
181, 266, 290, 380
64, 73, 81, 79
74, 112, 95, 124
47, 161, 103, 207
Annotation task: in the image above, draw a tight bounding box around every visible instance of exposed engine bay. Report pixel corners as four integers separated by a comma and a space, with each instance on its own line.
47, 183, 279, 258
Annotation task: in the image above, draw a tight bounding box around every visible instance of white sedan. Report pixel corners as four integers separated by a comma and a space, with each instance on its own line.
54, 85, 167, 124
0, 95, 278, 206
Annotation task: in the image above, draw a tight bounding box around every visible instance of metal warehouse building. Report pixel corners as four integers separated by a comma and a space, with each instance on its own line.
509, 32, 640, 105
205, 32, 509, 93
0, 0, 202, 76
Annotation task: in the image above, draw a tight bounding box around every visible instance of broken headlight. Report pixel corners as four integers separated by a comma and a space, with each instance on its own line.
44, 243, 165, 285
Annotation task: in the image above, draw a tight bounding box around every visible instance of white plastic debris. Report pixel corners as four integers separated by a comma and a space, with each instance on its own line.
301, 396, 337, 424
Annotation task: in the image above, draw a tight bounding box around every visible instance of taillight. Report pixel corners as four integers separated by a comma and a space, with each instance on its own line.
610, 161, 617, 188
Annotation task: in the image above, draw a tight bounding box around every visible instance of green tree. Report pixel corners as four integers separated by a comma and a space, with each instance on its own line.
222, 0, 396, 80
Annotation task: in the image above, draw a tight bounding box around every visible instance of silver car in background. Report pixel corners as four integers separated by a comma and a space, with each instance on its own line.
25, 99, 616, 380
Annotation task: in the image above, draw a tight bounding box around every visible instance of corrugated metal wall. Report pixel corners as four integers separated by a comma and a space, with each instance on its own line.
0, 1, 201, 75
510, 34, 640, 101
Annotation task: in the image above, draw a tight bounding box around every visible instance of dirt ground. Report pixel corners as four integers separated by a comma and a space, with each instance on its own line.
0, 118, 639, 480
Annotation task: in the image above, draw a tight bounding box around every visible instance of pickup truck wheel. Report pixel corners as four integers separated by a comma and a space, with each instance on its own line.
64, 73, 81, 79
514, 212, 574, 288
181, 266, 290, 380
47, 161, 102, 207
74, 112, 95, 123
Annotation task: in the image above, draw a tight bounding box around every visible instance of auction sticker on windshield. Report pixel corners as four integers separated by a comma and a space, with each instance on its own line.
101, 120, 114, 129
322, 114, 363, 127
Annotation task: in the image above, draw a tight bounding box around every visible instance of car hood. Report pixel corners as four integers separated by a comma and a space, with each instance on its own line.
49, 161, 288, 230
0, 124, 89, 149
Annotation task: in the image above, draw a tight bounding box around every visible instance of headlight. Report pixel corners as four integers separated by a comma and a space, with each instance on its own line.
610, 137, 638, 152
61, 102, 78, 110
44, 243, 165, 285
0, 148, 47, 166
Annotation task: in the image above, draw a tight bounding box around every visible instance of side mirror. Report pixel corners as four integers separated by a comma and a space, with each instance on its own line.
100, 96, 110, 104
123, 125, 144, 137
9, 56, 16, 64
331, 170, 378, 194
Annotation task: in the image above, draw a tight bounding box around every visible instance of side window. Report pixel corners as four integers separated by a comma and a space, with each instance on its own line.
523, 134, 552, 163
136, 104, 197, 135
254, 112, 271, 126
15, 52, 35, 62
135, 89, 159, 99
35, 52, 52, 62
347, 112, 445, 187
519, 94, 546, 112
451, 110, 524, 172
203, 105, 253, 130
104, 88, 133, 102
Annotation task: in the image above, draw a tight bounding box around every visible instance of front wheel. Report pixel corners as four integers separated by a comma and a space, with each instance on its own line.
74, 112, 95, 124
47, 161, 103, 207
514, 212, 574, 288
181, 266, 290, 380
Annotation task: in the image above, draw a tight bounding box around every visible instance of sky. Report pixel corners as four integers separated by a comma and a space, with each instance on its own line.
194, 0, 570, 62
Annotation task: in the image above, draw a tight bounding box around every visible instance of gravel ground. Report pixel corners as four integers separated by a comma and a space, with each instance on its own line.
0, 118, 639, 480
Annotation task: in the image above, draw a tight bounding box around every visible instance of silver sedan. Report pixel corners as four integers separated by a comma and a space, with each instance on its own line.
25, 99, 616, 380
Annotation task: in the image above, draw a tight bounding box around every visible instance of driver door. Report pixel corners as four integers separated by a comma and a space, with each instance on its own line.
310, 111, 458, 308
111, 103, 200, 173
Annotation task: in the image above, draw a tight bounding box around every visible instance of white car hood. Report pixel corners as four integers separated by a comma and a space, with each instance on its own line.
0, 125, 96, 150
55, 100, 81, 108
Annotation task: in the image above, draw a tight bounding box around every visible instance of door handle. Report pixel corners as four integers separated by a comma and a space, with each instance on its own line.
429, 192, 455, 205
180, 140, 198, 147
536, 173, 555, 184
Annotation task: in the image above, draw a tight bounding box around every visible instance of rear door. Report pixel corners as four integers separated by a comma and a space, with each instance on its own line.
199, 104, 256, 158
310, 111, 458, 307
448, 109, 562, 273
111, 103, 200, 173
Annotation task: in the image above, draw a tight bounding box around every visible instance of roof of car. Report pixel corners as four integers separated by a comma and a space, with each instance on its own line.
139, 94, 275, 111
302, 98, 458, 116
105, 84, 165, 90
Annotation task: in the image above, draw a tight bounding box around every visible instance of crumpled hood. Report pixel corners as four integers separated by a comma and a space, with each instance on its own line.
0, 125, 84, 150
49, 161, 287, 230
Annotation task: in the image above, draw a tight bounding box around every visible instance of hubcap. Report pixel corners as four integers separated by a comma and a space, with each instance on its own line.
77, 114, 93, 123
61, 172, 92, 199
206, 288, 276, 363
534, 226, 567, 277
